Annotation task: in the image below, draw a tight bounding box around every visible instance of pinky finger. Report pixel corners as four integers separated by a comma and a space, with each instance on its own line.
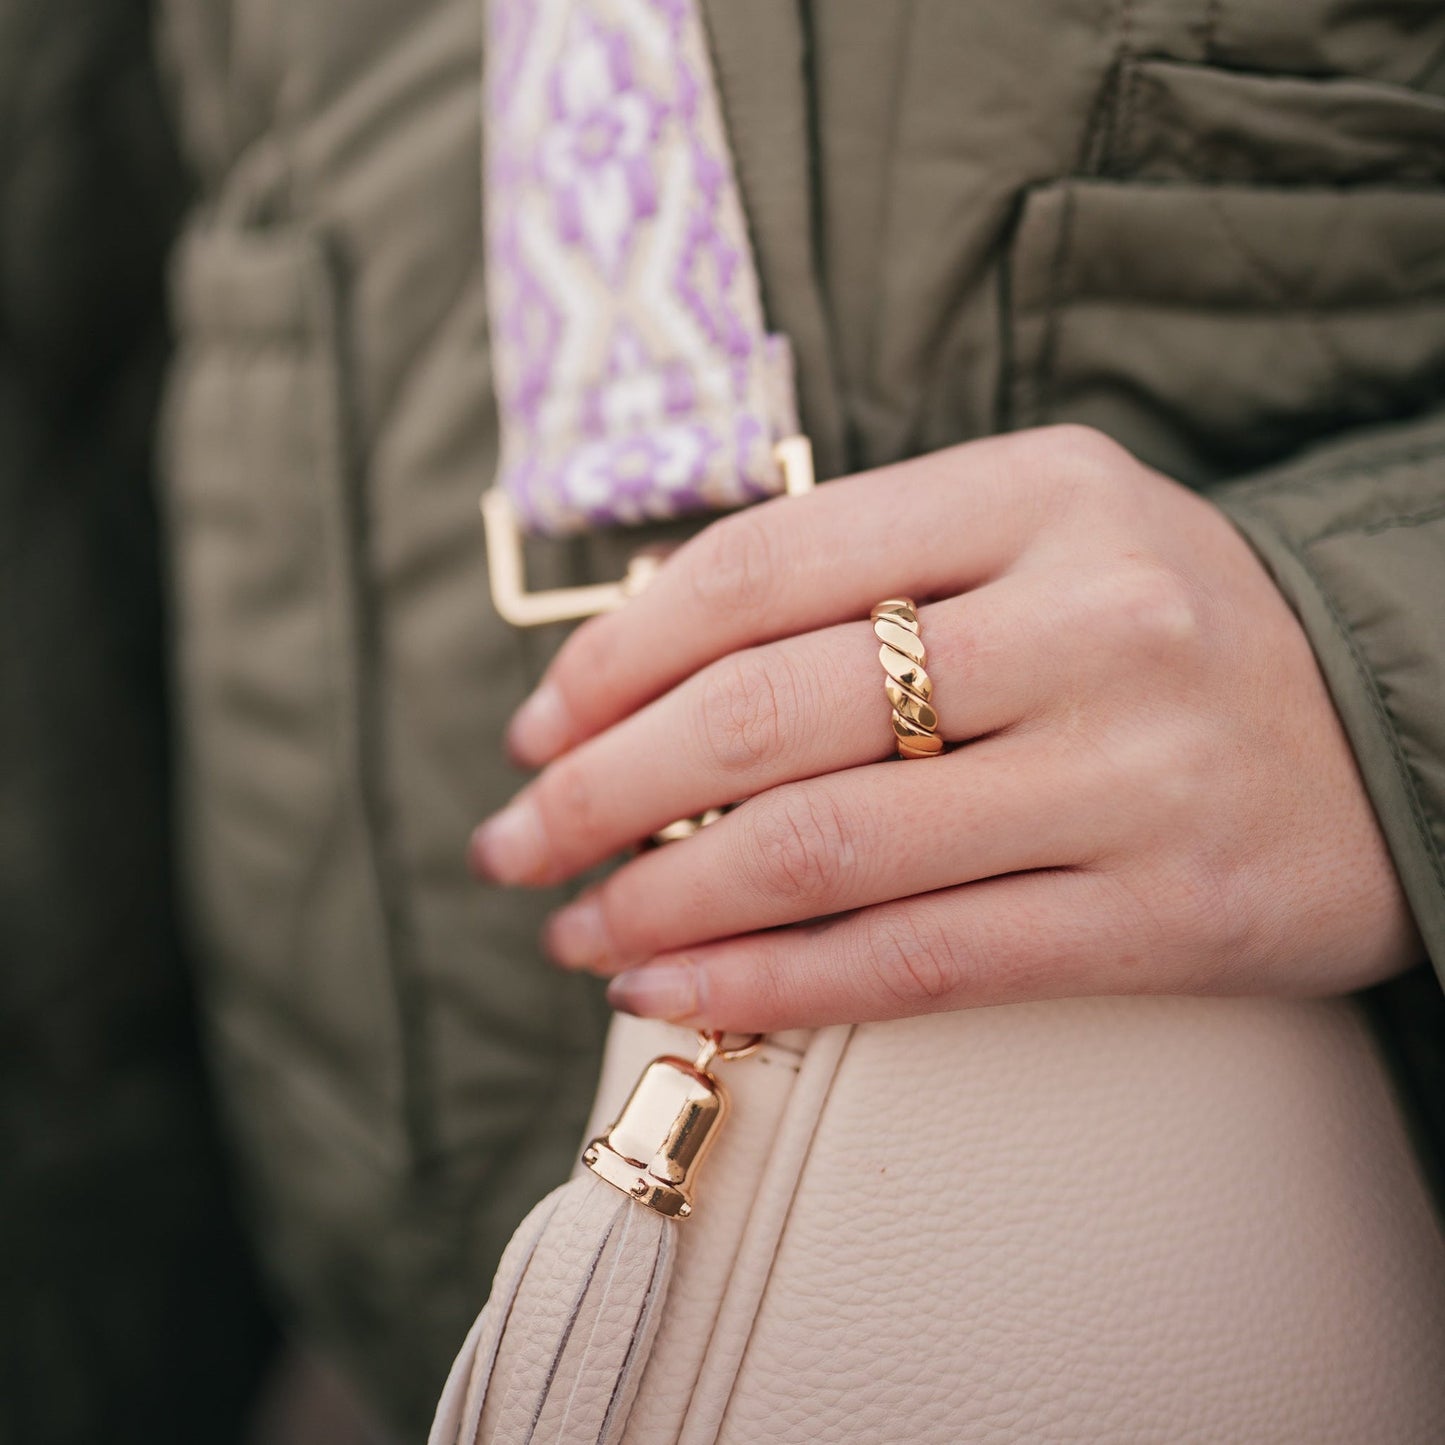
604, 868, 1164, 1032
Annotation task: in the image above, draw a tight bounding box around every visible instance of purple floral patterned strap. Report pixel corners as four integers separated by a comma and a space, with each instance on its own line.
484, 0, 801, 536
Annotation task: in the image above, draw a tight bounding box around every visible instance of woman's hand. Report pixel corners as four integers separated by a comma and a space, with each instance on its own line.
468, 426, 1420, 1029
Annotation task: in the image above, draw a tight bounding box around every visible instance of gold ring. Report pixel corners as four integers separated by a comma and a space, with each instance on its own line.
871, 597, 944, 759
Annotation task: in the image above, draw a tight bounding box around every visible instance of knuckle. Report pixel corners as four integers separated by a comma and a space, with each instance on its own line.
722, 940, 789, 1029
1087, 719, 1206, 835
1173, 864, 1244, 957
587, 880, 626, 949
551, 615, 617, 712
534, 753, 603, 855
1043, 422, 1126, 468
1023, 423, 1124, 490
554, 612, 606, 675
686, 510, 775, 618
606, 862, 702, 960
1099, 559, 1202, 655
696, 652, 789, 775
749, 790, 853, 906
860, 908, 960, 1008
1139, 736, 1207, 828
1091, 866, 1178, 980
1136, 854, 1252, 988
1002, 425, 1130, 526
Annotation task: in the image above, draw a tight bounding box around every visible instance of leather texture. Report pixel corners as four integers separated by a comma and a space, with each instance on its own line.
443, 996, 1445, 1443
432, 1174, 674, 1445
583, 1030, 820, 1443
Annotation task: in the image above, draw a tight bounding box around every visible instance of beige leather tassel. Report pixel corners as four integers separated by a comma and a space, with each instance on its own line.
430, 1035, 746, 1444
429, 1173, 677, 1445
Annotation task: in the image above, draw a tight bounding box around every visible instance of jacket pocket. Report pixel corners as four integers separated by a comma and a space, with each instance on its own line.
1005, 62, 1445, 482
1095, 59, 1445, 188
162, 221, 410, 1167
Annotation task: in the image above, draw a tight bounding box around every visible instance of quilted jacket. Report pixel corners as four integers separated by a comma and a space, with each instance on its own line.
0, 0, 272, 1439
153, 0, 1445, 1431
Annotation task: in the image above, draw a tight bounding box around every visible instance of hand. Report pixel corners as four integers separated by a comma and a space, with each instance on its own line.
468, 426, 1420, 1030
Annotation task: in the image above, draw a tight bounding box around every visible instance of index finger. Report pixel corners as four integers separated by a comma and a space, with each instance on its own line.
506, 428, 1082, 767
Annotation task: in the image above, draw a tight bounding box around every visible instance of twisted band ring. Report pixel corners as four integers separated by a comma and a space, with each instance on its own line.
870, 597, 944, 759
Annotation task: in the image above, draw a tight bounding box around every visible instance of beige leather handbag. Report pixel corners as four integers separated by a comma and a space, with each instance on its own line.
433, 995, 1445, 1444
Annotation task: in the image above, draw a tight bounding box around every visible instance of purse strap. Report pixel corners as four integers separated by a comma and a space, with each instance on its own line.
482, 0, 801, 537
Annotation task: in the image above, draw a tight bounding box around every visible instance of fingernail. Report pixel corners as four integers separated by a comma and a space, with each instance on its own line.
544, 897, 613, 968
607, 961, 699, 1020
468, 799, 545, 883
507, 682, 569, 765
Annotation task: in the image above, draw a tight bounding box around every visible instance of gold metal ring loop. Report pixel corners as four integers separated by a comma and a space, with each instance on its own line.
693, 1030, 765, 1071
647, 806, 729, 848
871, 597, 944, 759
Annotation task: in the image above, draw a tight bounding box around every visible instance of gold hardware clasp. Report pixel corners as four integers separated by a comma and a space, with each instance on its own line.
482, 436, 815, 627
582, 1032, 763, 1218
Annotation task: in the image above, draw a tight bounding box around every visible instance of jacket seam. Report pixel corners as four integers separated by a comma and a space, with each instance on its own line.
305, 227, 438, 1166
1035, 292, 1445, 313
1201, 0, 1221, 64
1040, 174, 1445, 197
1236, 501, 1445, 902
1202, 191, 1360, 397
1116, 0, 1139, 162
1221, 437, 1445, 505
859, 0, 914, 456
1034, 184, 1078, 426
1309, 499, 1445, 544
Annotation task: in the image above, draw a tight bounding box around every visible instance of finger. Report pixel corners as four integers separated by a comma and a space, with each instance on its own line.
475, 563, 1138, 887
602, 867, 1147, 1031
506, 427, 1114, 766
539, 730, 1121, 972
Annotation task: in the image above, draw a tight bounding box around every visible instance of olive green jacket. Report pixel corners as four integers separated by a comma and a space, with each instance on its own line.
0, 0, 274, 1439
155, 0, 1445, 1430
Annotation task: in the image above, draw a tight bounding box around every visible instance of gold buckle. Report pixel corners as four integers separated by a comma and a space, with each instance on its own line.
481, 435, 815, 627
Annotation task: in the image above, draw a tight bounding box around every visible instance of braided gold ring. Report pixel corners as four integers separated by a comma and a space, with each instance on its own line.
871, 597, 944, 759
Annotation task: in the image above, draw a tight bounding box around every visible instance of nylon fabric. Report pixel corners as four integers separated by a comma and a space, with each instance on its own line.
151, 1, 1445, 1428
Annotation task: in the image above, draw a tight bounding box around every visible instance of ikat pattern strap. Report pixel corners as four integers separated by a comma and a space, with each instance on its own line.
484, 0, 800, 535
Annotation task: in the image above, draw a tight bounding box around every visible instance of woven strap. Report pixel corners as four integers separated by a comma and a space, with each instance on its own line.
483, 0, 799, 535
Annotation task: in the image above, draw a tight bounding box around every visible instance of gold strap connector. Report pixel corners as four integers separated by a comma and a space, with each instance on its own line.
582, 1032, 764, 1218
481, 436, 816, 627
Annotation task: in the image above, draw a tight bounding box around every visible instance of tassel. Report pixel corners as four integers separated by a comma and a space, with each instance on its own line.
431, 1035, 749, 1445
430, 1173, 676, 1445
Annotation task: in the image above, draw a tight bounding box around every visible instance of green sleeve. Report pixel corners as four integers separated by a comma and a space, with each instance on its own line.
1211, 409, 1445, 981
